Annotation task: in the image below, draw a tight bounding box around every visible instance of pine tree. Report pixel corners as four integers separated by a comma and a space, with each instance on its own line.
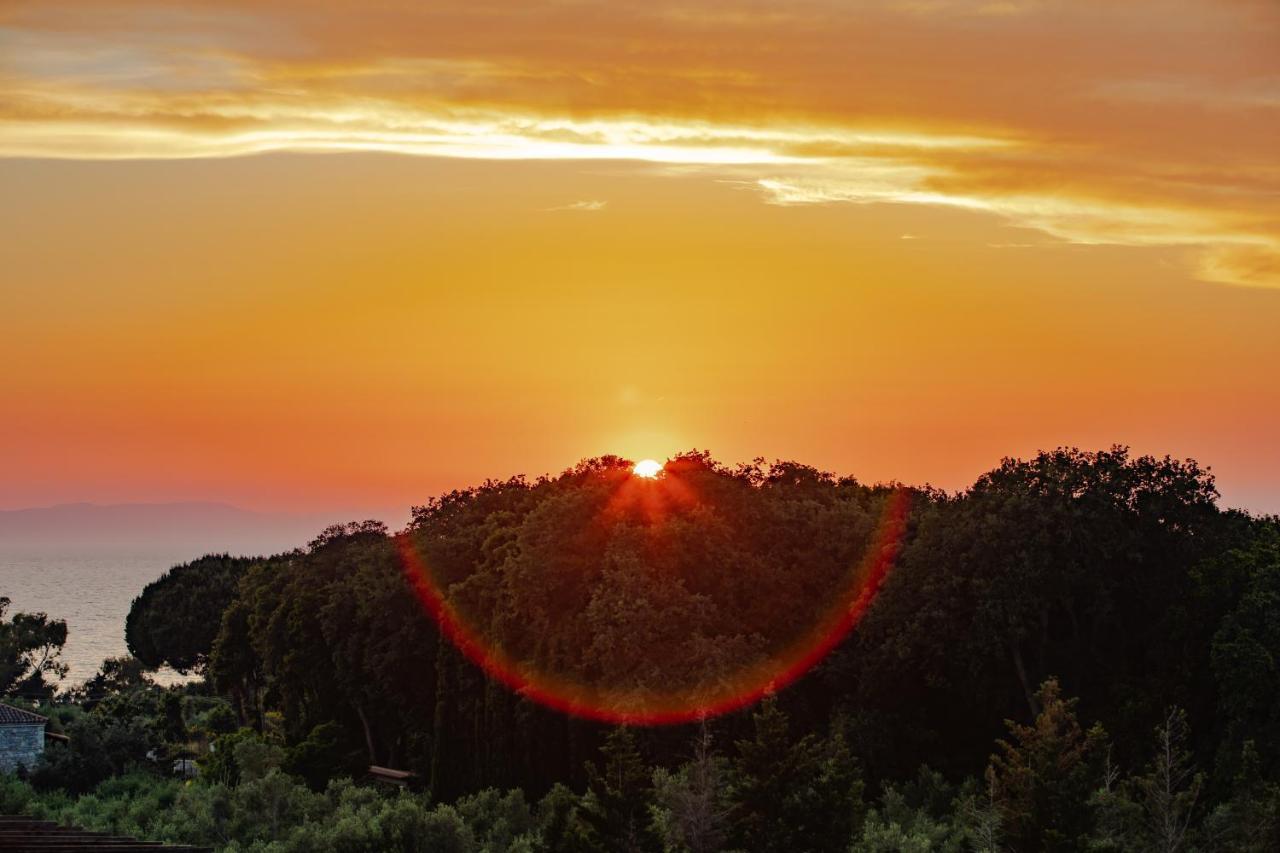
654, 721, 732, 853
1201, 741, 1280, 852
987, 678, 1107, 851
728, 697, 864, 853
1137, 708, 1202, 853
578, 726, 659, 853
1092, 707, 1204, 853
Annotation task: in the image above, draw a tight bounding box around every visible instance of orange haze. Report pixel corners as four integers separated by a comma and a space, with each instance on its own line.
1, 0, 1277, 514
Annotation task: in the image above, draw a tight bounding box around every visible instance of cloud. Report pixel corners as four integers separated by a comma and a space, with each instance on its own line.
0, 0, 1276, 287
545, 200, 607, 212
752, 163, 1280, 288
1197, 244, 1280, 290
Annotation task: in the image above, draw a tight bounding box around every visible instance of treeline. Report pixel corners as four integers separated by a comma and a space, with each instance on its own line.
4, 446, 1279, 850
2, 679, 1276, 850
135, 454, 907, 798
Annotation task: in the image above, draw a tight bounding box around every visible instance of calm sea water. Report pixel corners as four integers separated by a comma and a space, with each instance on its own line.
0, 552, 189, 686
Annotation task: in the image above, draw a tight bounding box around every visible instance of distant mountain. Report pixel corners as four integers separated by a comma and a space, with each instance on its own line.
0, 501, 406, 558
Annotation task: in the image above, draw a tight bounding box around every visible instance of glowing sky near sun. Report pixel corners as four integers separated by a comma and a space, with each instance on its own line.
1, 0, 1278, 513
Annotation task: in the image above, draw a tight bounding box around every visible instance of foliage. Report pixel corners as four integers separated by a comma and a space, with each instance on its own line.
1207, 519, 1280, 778
577, 726, 660, 852
67, 656, 155, 709
725, 697, 863, 853
126, 554, 258, 673
1091, 708, 1204, 852
14, 447, 1280, 851
1199, 742, 1280, 852
190, 701, 239, 738
29, 708, 160, 794
987, 678, 1108, 851
0, 596, 68, 700
651, 723, 731, 853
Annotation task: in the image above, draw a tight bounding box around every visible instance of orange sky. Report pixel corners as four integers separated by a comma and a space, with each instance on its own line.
1, 0, 1278, 514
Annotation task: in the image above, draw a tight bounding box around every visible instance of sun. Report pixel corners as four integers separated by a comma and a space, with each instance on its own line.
633, 459, 664, 479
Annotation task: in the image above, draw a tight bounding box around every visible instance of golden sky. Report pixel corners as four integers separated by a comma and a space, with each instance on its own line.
1, 0, 1278, 513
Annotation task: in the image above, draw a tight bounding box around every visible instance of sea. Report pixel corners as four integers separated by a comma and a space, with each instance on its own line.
0, 551, 194, 687
0, 502, 410, 690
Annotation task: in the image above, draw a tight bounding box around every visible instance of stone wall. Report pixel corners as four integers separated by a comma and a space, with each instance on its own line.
0, 724, 44, 774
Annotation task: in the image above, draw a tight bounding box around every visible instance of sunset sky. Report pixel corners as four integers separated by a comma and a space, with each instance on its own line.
1, 0, 1278, 515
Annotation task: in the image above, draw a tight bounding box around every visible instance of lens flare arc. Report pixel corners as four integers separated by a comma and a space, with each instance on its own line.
398, 486, 910, 725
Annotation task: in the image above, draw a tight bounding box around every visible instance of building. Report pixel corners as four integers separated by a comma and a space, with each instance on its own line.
0, 702, 47, 774
367, 764, 419, 789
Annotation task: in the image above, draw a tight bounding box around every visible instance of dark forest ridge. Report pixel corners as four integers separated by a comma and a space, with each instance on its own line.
3, 446, 1278, 850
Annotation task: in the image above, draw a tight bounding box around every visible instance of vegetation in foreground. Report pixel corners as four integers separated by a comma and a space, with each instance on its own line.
1, 446, 1278, 851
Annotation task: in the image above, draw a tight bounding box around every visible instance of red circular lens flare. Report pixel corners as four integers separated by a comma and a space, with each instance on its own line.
398, 487, 910, 725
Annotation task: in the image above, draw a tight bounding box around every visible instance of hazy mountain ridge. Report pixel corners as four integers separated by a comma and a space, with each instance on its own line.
0, 501, 404, 557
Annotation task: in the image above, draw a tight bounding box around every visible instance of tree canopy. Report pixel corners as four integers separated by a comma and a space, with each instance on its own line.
79, 445, 1280, 850
126, 554, 257, 673
0, 596, 67, 701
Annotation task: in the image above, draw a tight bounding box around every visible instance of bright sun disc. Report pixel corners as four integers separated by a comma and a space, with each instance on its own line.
633, 459, 663, 478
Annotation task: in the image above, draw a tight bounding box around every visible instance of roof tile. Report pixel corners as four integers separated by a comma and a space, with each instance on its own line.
0, 702, 48, 724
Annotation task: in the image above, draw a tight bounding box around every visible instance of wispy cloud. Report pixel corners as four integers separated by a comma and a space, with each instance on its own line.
545, 200, 607, 212
1, 0, 1276, 287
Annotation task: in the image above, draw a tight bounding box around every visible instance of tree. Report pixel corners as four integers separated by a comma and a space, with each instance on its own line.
828, 447, 1225, 781
453, 787, 536, 851
578, 727, 659, 853
208, 596, 265, 730
1209, 519, 1280, 777
167, 448, 1274, 822
533, 783, 593, 853
1092, 708, 1204, 853
727, 697, 863, 853
987, 678, 1107, 851
854, 767, 967, 852
29, 711, 159, 794
652, 722, 732, 853
1138, 709, 1203, 853
126, 554, 257, 674
0, 596, 67, 700
69, 656, 154, 709
1200, 741, 1280, 852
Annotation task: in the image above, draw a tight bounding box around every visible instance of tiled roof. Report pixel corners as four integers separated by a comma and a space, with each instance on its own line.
0, 702, 48, 725
0, 815, 212, 850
